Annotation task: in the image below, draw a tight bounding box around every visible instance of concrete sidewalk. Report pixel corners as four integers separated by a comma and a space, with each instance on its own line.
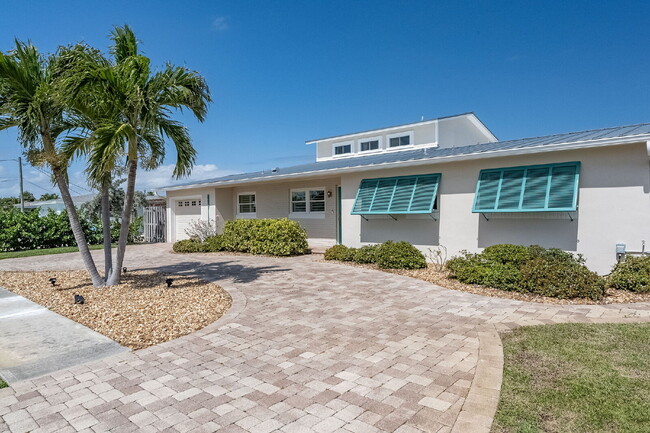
0, 287, 128, 384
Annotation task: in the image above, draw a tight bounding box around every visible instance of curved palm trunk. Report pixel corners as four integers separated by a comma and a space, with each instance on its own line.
52, 168, 104, 287
106, 158, 137, 286
101, 177, 113, 281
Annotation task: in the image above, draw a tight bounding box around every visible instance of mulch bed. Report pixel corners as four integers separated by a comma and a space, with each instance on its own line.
326, 260, 650, 305
0, 270, 232, 350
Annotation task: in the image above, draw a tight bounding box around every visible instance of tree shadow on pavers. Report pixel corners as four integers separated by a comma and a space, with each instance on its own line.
138, 260, 291, 284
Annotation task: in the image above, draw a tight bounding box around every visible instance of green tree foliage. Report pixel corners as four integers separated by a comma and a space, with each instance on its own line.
39, 193, 59, 200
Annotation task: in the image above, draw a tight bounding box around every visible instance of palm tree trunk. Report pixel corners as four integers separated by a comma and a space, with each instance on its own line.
106, 157, 137, 286
101, 177, 113, 281
52, 168, 104, 287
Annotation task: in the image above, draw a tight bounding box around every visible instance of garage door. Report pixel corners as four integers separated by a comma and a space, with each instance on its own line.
175, 198, 202, 241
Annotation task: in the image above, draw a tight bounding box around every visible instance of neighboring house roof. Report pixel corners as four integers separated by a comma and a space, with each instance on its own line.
163, 122, 650, 191
16, 193, 96, 209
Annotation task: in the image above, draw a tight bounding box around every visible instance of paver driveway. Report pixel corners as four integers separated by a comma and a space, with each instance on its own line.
1, 244, 649, 433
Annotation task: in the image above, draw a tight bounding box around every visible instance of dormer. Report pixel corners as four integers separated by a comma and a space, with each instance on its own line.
308, 113, 497, 162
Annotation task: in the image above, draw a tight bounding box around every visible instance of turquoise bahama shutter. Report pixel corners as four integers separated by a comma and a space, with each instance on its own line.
472, 162, 580, 213
351, 174, 440, 215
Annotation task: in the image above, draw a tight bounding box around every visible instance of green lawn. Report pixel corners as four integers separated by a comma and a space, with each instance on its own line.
0, 378, 7, 389
493, 323, 650, 433
0, 244, 105, 260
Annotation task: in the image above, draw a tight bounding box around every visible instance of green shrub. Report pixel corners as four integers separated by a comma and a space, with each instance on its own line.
204, 235, 225, 252
221, 218, 309, 256
0, 208, 107, 252
353, 244, 379, 264
447, 252, 522, 290
482, 244, 532, 266
447, 244, 605, 299
521, 257, 605, 300
324, 244, 355, 261
375, 241, 426, 269
172, 239, 206, 253
609, 256, 650, 293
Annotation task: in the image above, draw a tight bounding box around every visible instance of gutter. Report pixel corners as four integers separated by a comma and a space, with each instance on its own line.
163, 135, 650, 191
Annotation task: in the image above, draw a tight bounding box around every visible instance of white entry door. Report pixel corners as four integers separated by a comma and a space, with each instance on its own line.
174, 198, 201, 241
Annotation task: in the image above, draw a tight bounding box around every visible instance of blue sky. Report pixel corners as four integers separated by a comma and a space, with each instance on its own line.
1, 0, 649, 196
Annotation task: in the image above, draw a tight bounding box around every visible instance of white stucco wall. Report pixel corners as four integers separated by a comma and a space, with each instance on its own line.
340, 142, 650, 274
229, 177, 339, 240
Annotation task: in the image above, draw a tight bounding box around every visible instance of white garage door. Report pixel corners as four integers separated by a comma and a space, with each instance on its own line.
175, 198, 202, 241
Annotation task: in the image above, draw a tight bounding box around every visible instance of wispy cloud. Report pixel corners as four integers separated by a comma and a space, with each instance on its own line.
212, 16, 230, 31
136, 163, 237, 191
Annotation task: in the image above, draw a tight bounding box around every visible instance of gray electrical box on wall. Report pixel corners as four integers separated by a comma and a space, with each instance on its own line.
616, 244, 626, 254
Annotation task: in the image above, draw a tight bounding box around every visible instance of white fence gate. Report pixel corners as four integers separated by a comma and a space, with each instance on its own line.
143, 206, 166, 243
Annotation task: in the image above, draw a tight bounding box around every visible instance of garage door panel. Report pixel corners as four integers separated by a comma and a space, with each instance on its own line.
174, 199, 201, 241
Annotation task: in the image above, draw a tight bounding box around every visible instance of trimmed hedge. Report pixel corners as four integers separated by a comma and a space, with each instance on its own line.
446, 244, 606, 300
324, 244, 354, 261
0, 208, 141, 252
324, 241, 426, 270
173, 218, 309, 256
609, 256, 650, 293
375, 241, 427, 269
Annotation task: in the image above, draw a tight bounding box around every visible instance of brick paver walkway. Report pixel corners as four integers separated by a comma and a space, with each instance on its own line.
1, 244, 649, 433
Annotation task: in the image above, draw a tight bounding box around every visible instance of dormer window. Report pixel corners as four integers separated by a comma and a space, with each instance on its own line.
360, 138, 381, 152
388, 134, 411, 148
333, 141, 353, 156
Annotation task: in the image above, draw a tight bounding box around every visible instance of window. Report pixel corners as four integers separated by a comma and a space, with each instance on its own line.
178, 202, 183, 207
352, 174, 440, 214
291, 188, 326, 215
238, 193, 256, 214
360, 139, 380, 152
472, 162, 580, 213
388, 133, 412, 148
333, 142, 353, 156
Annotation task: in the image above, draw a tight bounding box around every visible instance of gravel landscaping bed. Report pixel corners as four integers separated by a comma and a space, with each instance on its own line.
327, 261, 650, 305
0, 270, 231, 350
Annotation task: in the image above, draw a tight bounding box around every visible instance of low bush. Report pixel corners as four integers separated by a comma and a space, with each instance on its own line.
447, 252, 522, 291
324, 244, 355, 261
173, 218, 309, 256
204, 235, 225, 252
446, 244, 606, 300
220, 218, 309, 256
521, 257, 605, 300
353, 244, 379, 264
375, 241, 427, 269
172, 239, 206, 253
325, 241, 426, 269
609, 256, 650, 293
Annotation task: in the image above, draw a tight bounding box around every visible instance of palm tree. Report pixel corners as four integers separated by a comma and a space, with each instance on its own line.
68, 26, 211, 285
0, 41, 104, 286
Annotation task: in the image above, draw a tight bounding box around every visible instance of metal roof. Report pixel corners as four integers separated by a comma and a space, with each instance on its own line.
164, 122, 650, 190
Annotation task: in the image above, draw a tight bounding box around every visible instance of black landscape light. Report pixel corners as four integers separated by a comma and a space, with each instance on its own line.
74, 294, 85, 304
166, 278, 174, 288
49, 277, 57, 286
122, 267, 127, 273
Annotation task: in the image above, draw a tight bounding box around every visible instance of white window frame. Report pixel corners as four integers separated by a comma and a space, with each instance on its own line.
386, 131, 414, 150
237, 192, 257, 218
289, 187, 326, 219
358, 135, 383, 154
332, 141, 354, 158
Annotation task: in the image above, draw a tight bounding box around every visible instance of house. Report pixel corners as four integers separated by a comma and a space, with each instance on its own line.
162, 113, 650, 274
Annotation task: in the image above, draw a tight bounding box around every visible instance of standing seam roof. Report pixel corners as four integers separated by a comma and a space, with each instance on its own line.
165, 122, 650, 189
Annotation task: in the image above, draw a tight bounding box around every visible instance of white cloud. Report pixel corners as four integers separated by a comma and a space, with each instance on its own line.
212, 16, 230, 31
135, 164, 236, 191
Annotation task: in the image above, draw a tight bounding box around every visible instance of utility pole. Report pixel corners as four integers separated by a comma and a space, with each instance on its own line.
18, 157, 24, 212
